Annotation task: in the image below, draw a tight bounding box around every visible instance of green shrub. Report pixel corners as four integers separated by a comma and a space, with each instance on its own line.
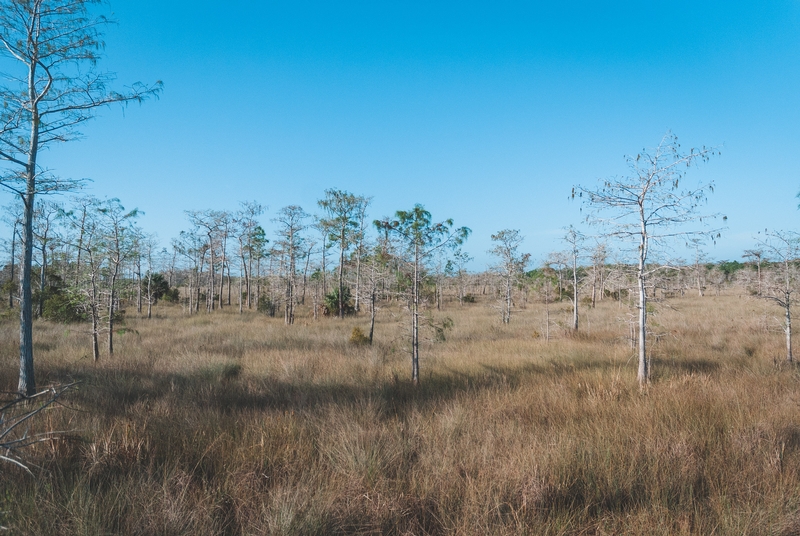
324, 286, 355, 316
257, 297, 276, 317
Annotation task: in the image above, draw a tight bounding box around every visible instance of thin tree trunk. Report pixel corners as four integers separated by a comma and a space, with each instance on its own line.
19, 187, 35, 395
786, 300, 793, 363
637, 224, 649, 387
136, 256, 142, 314
226, 259, 232, 306
572, 256, 579, 330
9, 224, 16, 309
108, 263, 119, 356
301, 245, 312, 305
146, 271, 153, 319
209, 247, 215, 312
369, 287, 376, 344
412, 243, 420, 385
338, 229, 345, 319
91, 274, 100, 362
544, 281, 550, 342
38, 243, 46, 318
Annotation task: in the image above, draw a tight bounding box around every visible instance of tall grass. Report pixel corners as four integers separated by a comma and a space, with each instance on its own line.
1, 293, 799, 534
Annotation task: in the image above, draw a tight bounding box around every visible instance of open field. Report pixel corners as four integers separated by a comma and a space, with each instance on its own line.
1, 293, 800, 535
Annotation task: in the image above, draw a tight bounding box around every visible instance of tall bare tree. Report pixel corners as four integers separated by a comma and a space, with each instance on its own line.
590, 242, 607, 307
755, 230, 800, 363
97, 198, 139, 355
448, 249, 473, 306
353, 196, 372, 312
273, 205, 309, 325
31, 200, 60, 318
2, 202, 23, 309
234, 201, 264, 311
562, 226, 585, 331
743, 249, 764, 296
575, 132, 720, 386
0, 0, 160, 395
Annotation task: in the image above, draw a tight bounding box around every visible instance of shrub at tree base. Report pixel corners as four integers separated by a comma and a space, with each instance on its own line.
349, 326, 370, 345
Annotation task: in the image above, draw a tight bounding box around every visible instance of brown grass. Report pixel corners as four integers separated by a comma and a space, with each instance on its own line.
1, 293, 799, 534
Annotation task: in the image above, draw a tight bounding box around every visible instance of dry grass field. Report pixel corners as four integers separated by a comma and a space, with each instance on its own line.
1, 292, 800, 535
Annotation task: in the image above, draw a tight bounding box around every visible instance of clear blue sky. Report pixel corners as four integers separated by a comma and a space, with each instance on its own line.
3, 0, 800, 268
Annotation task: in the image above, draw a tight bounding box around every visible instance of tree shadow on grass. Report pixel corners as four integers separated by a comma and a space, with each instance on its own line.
32, 353, 639, 423
654, 357, 721, 376
1, 351, 729, 423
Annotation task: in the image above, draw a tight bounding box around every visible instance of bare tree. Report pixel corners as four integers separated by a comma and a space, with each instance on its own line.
97, 198, 140, 355
140, 234, 159, 319
489, 229, 530, 324
448, 249, 473, 306
234, 201, 264, 311
63, 196, 104, 361
590, 242, 608, 307
273, 205, 309, 325
562, 226, 585, 331
743, 249, 764, 296
2, 202, 23, 309
185, 210, 227, 313
755, 231, 800, 363
353, 196, 372, 312
0, 382, 78, 474
32, 200, 63, 318
0, 0, 160, 395
687, 238, 708, 297
575, 132, 720, 386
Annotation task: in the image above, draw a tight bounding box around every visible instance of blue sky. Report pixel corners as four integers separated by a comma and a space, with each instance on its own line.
4, 1, 800, 268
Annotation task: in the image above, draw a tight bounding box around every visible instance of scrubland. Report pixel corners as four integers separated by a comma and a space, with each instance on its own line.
1, 293, 800, 535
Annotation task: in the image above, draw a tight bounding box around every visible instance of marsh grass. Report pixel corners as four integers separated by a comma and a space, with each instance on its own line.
1, 293, 799, 534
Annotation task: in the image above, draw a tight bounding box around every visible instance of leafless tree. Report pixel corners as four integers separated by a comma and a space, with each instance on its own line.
234, 201, 264, 311
448, 249, 473, 306
273, 205, 309, 325
140, 234, 159, 319
0, 382, 78, 474
590, 242, 608, 307
2, 202, 23, 309
562, 226, 585, 331
575, 132, 720, 386
353, 196, 372, 312
31, 200, 60, 318
489, 229, 530, 324
97, 198, 140, 355
743, 249, 764, 296
755, 230, 800, 363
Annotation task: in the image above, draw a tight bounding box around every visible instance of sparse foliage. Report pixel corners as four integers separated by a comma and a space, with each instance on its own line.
0, 0, 160, 395
575, 132, 720, 386
489, 229, 529, 324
